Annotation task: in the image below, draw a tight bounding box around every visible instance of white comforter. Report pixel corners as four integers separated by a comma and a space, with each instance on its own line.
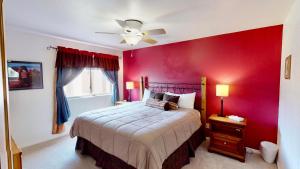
70, 101, 201, 169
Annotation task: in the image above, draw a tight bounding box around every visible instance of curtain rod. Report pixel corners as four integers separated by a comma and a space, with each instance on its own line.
46, 45, 122, 59
46, 45, 58, 50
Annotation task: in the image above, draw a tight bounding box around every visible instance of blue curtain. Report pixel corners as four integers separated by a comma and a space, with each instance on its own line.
56, 68, 83, 125
102, 70, 119, 105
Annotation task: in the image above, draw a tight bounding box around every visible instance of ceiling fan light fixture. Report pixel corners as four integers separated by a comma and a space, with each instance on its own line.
96, 19, 166, 46
121, 34, 143, 46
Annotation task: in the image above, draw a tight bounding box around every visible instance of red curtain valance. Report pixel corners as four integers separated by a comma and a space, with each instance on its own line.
55, 46, 119, 71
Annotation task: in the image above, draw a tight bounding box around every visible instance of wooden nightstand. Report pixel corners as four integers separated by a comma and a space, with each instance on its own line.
115, 100, 128, 106
208, 114, 247, 162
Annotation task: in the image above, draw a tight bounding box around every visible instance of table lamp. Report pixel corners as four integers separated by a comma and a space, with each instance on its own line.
216, 84, 229, 117
126, 81, 134, 102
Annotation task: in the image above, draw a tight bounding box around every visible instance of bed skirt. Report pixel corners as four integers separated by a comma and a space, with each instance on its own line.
75, 126, 205, 169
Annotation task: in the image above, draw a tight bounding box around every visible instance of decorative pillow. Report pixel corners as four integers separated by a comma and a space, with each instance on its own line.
165, 92, 196, 109
168, 101, 179, 110
150, 91, 164, 101
163, 94, 180, 103
146, 98, 169, 111
163, 94, 180, 110
142, 89, 151, 102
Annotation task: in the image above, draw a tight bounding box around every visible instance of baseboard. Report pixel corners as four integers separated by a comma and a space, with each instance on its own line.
246, 147, 261, 154
277, 161, 281, 169
22, 134, 69, 153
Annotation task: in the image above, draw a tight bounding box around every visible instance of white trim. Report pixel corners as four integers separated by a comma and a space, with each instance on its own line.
277, 161, 281, 169
246, 147, 261, 154
6, 24, 123, 51
21, 134, 69, 152
67, 94, 112, 100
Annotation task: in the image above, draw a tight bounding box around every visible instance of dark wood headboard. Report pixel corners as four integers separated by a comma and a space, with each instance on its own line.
140, 76, 207, 126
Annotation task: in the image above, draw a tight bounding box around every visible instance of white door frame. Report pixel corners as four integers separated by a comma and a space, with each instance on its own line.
0, 0, 13, 168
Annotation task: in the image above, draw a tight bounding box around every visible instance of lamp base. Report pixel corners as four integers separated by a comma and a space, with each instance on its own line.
128, 89, 132, 102
218, 113, 225, 117
218, 98, 225, 117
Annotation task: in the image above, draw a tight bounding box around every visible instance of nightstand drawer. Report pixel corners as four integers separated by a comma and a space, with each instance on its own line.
211, 122, 244, 137
211, 133, 240, 153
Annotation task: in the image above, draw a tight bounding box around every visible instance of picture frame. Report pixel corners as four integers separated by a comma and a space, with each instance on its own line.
7, 61, 44, 90
284, 55, 292, 80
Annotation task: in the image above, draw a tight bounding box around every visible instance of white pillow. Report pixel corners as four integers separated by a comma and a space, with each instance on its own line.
142, 89, 151, 102
165, 92, 196, 109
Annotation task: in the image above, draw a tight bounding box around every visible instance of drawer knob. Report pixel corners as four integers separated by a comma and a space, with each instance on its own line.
224, 141, 227, 145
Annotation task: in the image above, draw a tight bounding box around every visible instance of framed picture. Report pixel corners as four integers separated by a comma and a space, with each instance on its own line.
7, 61, 43, 90
284, 55, 292, 80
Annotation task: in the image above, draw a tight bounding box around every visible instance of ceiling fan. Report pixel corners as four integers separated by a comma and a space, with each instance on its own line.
95, 19, 166, 46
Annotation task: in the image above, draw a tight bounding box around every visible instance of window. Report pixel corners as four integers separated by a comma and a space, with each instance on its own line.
64, 68, 113, 97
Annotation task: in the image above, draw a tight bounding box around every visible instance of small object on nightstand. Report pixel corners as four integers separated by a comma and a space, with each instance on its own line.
228, 115, 244, 122
208, 114, 247, 162
115, 100, 128, 106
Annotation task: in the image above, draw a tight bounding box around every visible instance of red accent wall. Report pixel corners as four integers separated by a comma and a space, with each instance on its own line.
123, 25, 283, 149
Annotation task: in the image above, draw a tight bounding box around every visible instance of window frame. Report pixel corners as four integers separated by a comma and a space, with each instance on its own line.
64, 68, 113, 98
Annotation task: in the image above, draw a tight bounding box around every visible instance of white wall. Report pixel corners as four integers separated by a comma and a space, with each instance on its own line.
278, 0, 300, 169
5, 26, 123, 148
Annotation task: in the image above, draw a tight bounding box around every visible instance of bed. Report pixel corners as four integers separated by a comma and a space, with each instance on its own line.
70, 76, 207, 169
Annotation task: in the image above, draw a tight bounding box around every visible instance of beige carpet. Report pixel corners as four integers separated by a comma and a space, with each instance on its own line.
22, 136, 277, 169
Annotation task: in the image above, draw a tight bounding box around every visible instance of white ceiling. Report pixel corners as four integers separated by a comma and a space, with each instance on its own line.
4, 0, 295, 51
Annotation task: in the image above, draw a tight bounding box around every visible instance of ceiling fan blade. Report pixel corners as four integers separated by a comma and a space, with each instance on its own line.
120, 39, 126, 44
95, 32, 119, 35
143, 37, 157, 44
115, 20, 127, 27
144, 29, 166, 35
